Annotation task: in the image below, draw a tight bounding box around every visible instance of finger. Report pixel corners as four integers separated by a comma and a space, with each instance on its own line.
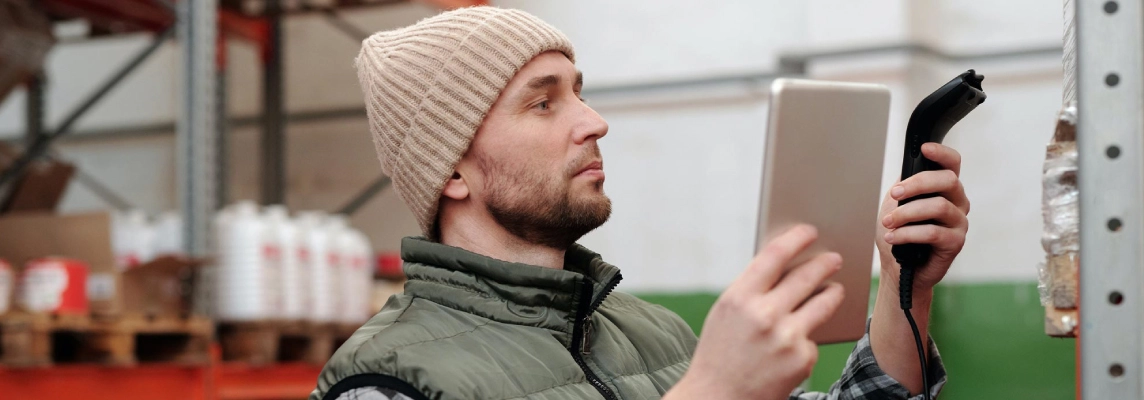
764, 252, 843, 312
734, 224, 820, 293
921, 143, 962, 176
883, 224, 966, 251
788, 282, 845, 334
882, 197, 967, 230
890, 170, 969, 213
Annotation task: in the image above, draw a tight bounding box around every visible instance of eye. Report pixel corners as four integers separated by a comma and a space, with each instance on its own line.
535, 100, 550, 111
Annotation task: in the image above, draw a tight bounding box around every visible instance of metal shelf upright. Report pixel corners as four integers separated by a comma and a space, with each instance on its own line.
1077, 0, 1144, 397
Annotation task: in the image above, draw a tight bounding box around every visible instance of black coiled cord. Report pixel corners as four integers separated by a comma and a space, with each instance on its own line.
898, 265, 931, 400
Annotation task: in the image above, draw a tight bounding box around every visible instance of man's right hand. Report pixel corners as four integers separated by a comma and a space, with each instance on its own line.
667, 224, 845, 400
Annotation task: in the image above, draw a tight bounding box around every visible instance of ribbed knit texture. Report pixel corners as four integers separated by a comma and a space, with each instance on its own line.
354, 7, 575, 237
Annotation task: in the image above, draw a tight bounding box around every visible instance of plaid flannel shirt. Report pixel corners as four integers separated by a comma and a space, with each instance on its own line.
789, 323, 946, 400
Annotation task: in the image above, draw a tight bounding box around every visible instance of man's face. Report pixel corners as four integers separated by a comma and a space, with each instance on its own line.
458, 51, 611, 249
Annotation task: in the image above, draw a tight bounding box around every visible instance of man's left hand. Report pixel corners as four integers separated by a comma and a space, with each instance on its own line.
875, 143, 970, 291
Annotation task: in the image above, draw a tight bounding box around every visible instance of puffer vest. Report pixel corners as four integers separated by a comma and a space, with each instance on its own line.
311, 237, 697, 400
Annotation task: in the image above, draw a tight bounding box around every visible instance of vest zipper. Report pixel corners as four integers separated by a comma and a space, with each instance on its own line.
571, 275, 622, 400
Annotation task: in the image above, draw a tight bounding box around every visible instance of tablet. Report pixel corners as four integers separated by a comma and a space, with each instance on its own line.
755, 78, 890, 344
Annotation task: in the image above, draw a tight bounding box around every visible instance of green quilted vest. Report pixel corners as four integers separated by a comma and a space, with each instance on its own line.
310, 237, 698, 400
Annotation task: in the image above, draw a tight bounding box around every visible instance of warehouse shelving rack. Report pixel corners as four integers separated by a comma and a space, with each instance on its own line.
0, 1, 480, 399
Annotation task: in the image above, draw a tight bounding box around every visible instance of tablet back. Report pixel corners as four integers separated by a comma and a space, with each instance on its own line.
756, 78, 891, 344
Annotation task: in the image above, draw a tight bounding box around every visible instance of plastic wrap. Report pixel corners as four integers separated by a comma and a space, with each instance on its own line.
1039, 106, 1078, 308
1042, 0, 1080, 338
1041, 144, 1078, 254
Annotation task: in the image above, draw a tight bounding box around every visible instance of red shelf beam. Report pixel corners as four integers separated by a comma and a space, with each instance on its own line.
0, 345, 323, 400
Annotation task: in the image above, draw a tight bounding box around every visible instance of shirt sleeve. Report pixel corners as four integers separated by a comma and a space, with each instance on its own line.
318, 374, 429, 400
787, 320, 947, 400
333, 387, 418, 400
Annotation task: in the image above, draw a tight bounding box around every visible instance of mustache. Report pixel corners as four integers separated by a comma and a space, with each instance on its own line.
565, 144, 603, 177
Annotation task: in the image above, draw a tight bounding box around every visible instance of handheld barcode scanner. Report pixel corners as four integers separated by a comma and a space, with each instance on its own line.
892, 69, 985, 400
892, 70, 986, 268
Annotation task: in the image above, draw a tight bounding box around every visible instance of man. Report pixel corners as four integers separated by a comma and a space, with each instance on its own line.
312, 6, 968, 400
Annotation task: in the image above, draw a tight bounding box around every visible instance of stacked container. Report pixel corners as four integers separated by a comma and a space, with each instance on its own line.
346, 230, 375, 323
18, 258, 88, 315
0, 259, 12, 315
151, 211, 184, 258
326, 215, 349, 323
297, 212, 335, 322
112, 209, 156, 270
325, 215, 374, 324
263, 205, 304, 320
213, 201, 273, 321
209, 203, 375, 324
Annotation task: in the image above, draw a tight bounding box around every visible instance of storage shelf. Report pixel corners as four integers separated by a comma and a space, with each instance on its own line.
216, 362, 323, 399
0, 345, 323, 400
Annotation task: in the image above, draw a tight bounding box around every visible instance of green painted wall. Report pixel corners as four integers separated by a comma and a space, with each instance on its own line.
636, 281, 1075, 399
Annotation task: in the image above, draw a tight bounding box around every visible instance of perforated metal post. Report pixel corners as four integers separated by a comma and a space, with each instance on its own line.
177, 0, 219, 257
1078, 0, 1144, 397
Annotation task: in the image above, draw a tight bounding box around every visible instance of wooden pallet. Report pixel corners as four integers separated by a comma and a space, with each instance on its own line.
0, 313, 212, 367
218, 321, 361, 365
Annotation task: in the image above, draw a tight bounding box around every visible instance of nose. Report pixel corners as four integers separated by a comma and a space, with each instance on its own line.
572, 100, 609, 144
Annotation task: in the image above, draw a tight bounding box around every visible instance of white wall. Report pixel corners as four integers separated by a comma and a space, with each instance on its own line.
807, 0, 909, 47
0, 35, 179, 136
0, 0, 1066, 290
495, 0, 809, 86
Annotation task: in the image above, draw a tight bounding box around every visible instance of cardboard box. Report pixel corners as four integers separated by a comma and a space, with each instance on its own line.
0, 212, 121, 316
0, 143, 76, 214
121, 255, 203, 319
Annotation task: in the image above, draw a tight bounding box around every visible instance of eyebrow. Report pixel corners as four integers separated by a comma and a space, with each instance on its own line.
524, 71, 585, 91
526, 74, 559, 90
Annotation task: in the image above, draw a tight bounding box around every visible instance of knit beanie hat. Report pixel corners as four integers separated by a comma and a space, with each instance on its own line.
354, 7, 576, 237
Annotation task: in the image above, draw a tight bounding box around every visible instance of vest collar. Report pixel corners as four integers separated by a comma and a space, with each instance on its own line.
400, 237, 622, 347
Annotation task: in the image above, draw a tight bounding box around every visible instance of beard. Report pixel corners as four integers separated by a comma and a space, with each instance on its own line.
477, 146, 612, 250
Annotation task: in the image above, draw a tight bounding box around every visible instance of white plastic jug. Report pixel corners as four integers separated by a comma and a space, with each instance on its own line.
326, 215, 354, 323
346, 228, 375, 323
152, 211, 184, 257
297, 211, 335, 322
112, 209, 155, 270
264, 205, 304, 320
214, 201, 272, 321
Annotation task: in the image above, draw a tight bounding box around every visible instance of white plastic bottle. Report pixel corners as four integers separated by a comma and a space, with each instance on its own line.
264, 205, 304, 320
0, 259, 12, 315
132, 210, 156, 265
348, 229, 375, 323
326, 215, 353, 323
214, 201, 270, 321
341, 229, 362, 323
111, 211, 133, 269
152, 211, 184, 257
112, 210, 154, 269
297, 212, 335, 323
330, 216, 374, 324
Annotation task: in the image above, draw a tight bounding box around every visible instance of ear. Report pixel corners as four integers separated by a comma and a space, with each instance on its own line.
441, 170, 470, 201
